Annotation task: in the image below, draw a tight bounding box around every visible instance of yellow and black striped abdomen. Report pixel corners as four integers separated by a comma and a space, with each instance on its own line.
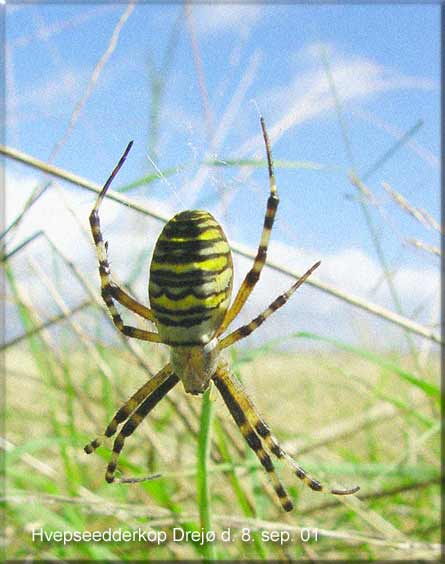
149, 210, 233, 345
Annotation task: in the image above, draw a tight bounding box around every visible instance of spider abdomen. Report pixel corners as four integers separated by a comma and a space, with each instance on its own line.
149, 210, 233, 345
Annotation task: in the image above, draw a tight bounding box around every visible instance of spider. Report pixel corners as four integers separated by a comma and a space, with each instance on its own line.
84, 117, 359, 512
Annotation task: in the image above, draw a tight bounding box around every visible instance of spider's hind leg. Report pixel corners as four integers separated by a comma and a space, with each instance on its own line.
213, 365, 294, 512
104, 371, 179, 484
255, 416, 360, 496
214, 364, 359, 502
84, 364, 173, 454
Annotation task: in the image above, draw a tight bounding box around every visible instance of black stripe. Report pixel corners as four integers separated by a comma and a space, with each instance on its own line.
113, 404, 134, 425
245, 430, 262, 452
101, 285, 112, 299
156, 238, 225, 253
151, 301, 223, 317
283, 500, 293, 512
123, 326, 144, 337
155, 313, 213, 328
153, 251, 230, 265
309, 480, 322, 492
150, 265, 230, 285
105, 422, 118, 437
113, 436, 124, 454
255, 421, 270, 438
264, 215, 274, 230
271, 444, 283, 458
259, 453, 274, 472
149, 284, 230, 301
165, 338, 213, 346
276, 484, 287, 498
171, 211, 213, 223
107, 461, 116, 473
272, 295, 287, 309
256, 247, 267, 262
162, 223, 221, 239
246, 270, 260, 285
236, 325, 251, 338
267, 194, 279, 212
213, 375, 247, 426
121, 374, 179, 437
89, 212, 100, 228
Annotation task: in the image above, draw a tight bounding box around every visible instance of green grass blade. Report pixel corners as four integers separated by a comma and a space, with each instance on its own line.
116, 166, 181, 193
197, 386, 216, 561
293, 332, 440, 402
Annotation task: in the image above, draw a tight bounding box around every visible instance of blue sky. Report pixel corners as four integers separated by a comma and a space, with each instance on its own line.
4, 4, 441, 348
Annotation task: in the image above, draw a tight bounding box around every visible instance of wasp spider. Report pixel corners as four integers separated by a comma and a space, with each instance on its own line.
84, 118, 359, 511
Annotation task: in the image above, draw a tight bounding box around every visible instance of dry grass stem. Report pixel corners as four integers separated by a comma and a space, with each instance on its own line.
382, 182, 442, 233
4, 487, 439, 555
48, 3, 136, 163
284, 398, 428, 457
1, 298, 92, 351
406, 238, 440, 257
0, 182, 50, 243
1, 143, 440, 345
303, 477, 439, 516
349, 172, 377, 203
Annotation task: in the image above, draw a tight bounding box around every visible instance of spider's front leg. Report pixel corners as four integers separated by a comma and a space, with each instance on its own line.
216, 117, 279, 337
89, 141, 161, 343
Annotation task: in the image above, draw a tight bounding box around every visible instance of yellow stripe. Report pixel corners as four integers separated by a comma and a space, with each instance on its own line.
151, 255, 228, 273
151, 291, 228, 311
166, 228, 223, 242
157, 240, 230, 257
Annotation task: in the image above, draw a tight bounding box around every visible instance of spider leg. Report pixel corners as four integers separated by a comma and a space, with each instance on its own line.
215, 365, 359, 497
108, 282, 156, 322
89, 142, 160, 342
219, 260, 321, 350
105, 371, 180, 484
213, 364, 294, 512
255, 418, 360, 496
84, 364, 172, 454
216, 117, 279, 337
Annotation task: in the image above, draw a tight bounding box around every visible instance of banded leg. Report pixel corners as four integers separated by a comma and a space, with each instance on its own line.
109, 283, 156, 323
213, 365, 294, 512
105, 371, 180, 484
84, 364, 172, 454
216, 117, 279, 337
89, 141, 160, 342
219, 260, 321, 350
218, 366, 360, 496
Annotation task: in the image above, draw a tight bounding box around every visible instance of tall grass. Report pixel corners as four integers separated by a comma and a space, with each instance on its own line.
2, 7, 440, 561
3, 257, 440, 559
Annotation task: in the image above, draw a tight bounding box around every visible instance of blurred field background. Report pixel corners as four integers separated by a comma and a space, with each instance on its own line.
1, 4, 441, 561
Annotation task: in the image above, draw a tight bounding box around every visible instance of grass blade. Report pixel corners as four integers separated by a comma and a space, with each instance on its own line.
197, 386, 216, 560
293, 332, 440, 402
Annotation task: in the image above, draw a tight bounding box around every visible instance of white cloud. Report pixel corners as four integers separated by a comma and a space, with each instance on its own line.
7, 68, 84, 127
226, 240, 439, 348
239, 42, 437, 156
296, 41, 337, 64
265, 240, 439, 314
4, 165, 179, 264
190, 4, 262, 36
4, 166, 439, 349
5, 167, 87, 247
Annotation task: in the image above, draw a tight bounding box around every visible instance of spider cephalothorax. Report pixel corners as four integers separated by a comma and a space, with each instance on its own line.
84, 118, 359, 511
